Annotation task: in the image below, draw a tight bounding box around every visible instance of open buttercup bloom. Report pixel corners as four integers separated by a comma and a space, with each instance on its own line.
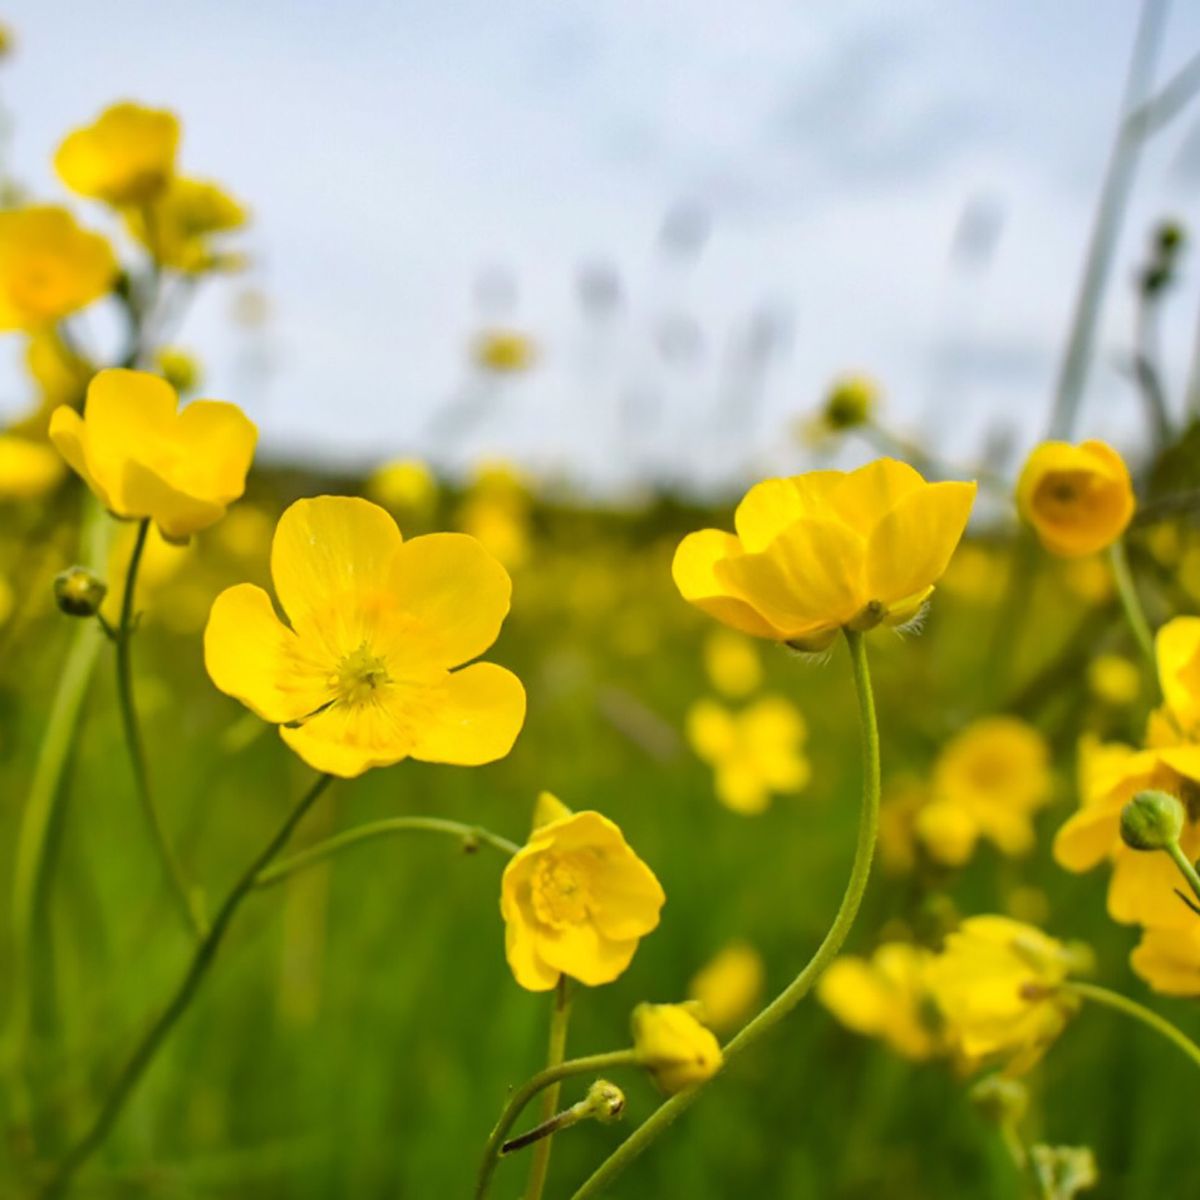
631, 1002, 723, 1094
0, 206, 117, 331
500, 792, 664, 991
818, 942, 945, 1061
49, 368, 257, 541
54, 101, 179, 206
673, 458, 976, 650
205, 496, 525, 778
926, 917, 1088, 1076
1015, 440, 1134, 558
1054, 734, 1200, 930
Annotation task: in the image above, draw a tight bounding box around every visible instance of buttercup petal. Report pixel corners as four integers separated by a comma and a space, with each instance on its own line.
48, 406, 111, 508
407, 662, 526, 765
672, 529, 785, 638
172, 400, 258, 503
734, 472, 843, 552
279, 699, 414, 778
833, 458, 926, 535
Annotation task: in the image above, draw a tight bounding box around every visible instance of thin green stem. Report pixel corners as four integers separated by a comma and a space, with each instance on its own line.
37, 773, 333, 1199
567, 627, 882, 1200
524, 977, 574, 1200
114, 518, 206, 940
1166, 841, 1200, 906
474, 1050, 640, 1200
253, 817, 518, 889
1063, 980, 1200, 1071
1108, 539, 1156, 677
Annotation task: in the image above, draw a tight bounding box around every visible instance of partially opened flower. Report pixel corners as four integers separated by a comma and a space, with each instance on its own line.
0, 435, 65, 499
205, 496, 525, 778
0, 206, 116, 331
54, 101, 179, 206
500, 795, 664, 991
1016, 440, 1134, 557
631, 1003, 722, 1093
125, 176, 247, 272
673, 459, 976, 649
49, 368, 257, 541
686, 695, 810, 814
927, 916, 1085, 1075
818, 942, 945, 1061
1054, 735, 1200, 930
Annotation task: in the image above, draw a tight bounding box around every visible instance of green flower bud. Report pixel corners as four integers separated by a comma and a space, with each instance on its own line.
53, 566, 107, 618
1155, 219, 1185, 258
581, 1080, 626, 1124
969, 1074, 1028, 1126
1120, 790, 1185, 851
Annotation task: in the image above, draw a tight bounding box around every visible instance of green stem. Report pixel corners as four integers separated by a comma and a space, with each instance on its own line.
37, 773, 333, 1199
524, 977, 574, 1200
1166, 840, 1200, 906
474, 1050, 640, 1200
1108, 539, 1156, 677
253, 817, 518, 889
567, 626, 882, 1200
114, 518, 207, 940
1063, 980, 1200, 1071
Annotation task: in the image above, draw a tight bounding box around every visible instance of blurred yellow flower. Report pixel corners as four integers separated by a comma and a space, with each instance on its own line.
366, 457, 438, 518
1016, 440, 1134, 558
687, 941, 764, 1033
701, 628, 762, 698
154, 346, 202, 395
631, 1002, 722, 1093
938, 540, 1008, 602
914, 799, 980, 867
0, 206, 116, 331
0, 434, 65, 499
1131, 926, 1200, 997
213, 502, 274, 560
818, 942, 944, 1060
500, 802, 664, 991
24, 329, 93, 412
205, 496, 526, 778
686, 695, 810, 815
101, 521, 192, 627
55, 101, 179, 206
126, 176, 247, 272
1157, 616, 1200, 736
1054, 735, 1200, 930
49, 368, 257, 541
928, 716, 1053, 858
1060, 555, 1114, 605
0, 575, 13, 626
927, 916, 1082, 1075
673, 459, 975, 649
877, 776, 930, 875
473, 329, 536, 373
1087, 654, 1142, 708
457, 463, 533, 568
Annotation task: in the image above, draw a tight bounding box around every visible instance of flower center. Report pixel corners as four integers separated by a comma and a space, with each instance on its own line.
334, 643, 391, 706
531, 854, 591, 928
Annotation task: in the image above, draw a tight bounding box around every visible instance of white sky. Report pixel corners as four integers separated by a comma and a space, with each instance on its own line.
4, 0, 1200, 492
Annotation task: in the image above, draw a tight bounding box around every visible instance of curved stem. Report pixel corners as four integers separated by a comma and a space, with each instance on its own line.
114, 518, 206, 940
38, 773, 333, 1199
524, 977, 573, 1200
567, 627, 882, 1200
253, 817, 518, 889
1108, 539, 1157, 678
474, 1050, 640, 1200
1063, 980, 1200, 1071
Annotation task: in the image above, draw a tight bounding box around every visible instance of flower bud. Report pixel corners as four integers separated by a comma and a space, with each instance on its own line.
581, 1080, 625, 1124
1120, 790, 1185, 851
631, 1002, 722, 1094
53, 566, 107, 618
969, 1074, 1028, 1125
823, 374, 877, 430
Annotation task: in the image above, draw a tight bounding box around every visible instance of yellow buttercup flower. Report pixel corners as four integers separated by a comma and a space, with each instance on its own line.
877, 776, 931, 875
1087, 654, 1141, 708
1016, 440, 1134, 558
818, 942, 944, 1061
500, 798, 664, 991
1157, 616, 1200, 736
926, 916, 1083, 1075
367, 458, 438, 519
1131, 926, 1200, 997
0, 434, 65, 499
631, 1003, 723, 1093
673, 459, 976, 649
686, 695, 810, 815
49, 368, 257, 541
1054, 735, 1200, 930
914, 800, 979, 867
55, 101, 179, 206
205, 495, 525, 778
0, 206, 116, 331
701, 628, 762, 698
473, 329, 536, 374
928, 717, 1052, 859
126, 176, 247, 272
687, 942, 764, 1033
